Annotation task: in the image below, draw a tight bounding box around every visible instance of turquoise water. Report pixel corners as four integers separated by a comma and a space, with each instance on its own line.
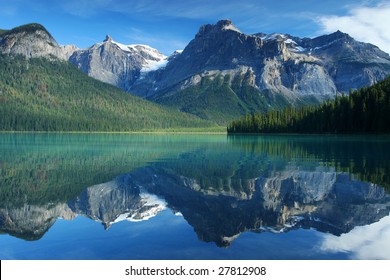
0, 133, 389, 259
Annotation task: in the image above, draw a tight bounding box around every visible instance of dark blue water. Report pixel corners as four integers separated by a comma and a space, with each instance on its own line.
0, 133, 389, 259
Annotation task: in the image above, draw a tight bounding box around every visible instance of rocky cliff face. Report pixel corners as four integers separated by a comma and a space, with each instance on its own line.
0, 23, 77, 60
286, 30, 390, 92
69, 35, 168, 91
136, 20, 390, 100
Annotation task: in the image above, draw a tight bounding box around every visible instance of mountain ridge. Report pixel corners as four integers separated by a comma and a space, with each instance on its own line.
1, 20, 390, 125
68, 19, 390, 123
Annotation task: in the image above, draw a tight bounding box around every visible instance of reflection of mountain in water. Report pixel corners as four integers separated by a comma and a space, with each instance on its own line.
0, 175, 167, 240
127, 166, 390, 247
1, 134, 390, 246
1, 164, 389, 246
0, 203, 75, 241
68, 175, 167, 228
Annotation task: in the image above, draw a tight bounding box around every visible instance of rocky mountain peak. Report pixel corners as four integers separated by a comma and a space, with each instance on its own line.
328, 30, 351, 40
307, 30, 352, 48
104, 34, 113, 42
217, 19, 241, 32
69, 35, 169, 92
0, 23, 76, 60
196, 19, 242, 38
4, 23, 53, 38
0, 23, 56, 51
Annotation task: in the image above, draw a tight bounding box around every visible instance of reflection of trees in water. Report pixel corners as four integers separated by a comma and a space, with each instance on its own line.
153, 134, 390, 196
155, 147, 270, 198
1, 134, 390, 246
228, 134, 390, 191
0, 133, 193, 207
2, 133, 388, 208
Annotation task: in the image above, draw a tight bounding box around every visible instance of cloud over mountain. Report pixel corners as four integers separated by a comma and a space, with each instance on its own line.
317, 2, 390, 54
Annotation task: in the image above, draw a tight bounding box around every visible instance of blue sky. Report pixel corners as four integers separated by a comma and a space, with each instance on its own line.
1, 0, 389, 55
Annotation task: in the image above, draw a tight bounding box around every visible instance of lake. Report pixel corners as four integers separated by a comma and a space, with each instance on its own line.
0, 133, 389, 260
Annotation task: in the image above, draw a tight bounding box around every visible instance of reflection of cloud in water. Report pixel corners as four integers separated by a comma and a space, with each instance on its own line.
320, 214, 390, 259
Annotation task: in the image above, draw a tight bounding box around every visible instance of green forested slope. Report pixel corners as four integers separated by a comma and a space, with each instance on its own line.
228, 76, 390, 134
153, 74, 292, 125
0, 54, 215, 131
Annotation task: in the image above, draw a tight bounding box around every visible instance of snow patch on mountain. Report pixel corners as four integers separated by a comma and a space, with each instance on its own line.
140, 57, 168, 74
111, 40, 130, 52
222, 23, 241, 33
285, 38, 296, 44
111, 40, 168, 72
261, 33, 286, 41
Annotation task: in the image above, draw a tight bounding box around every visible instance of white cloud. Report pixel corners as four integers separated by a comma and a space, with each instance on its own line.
317, 2, 390, 54
320, 214, 390, 259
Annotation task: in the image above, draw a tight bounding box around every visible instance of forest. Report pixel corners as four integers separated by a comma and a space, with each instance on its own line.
227, 76, 390, 134
0, 54, 215, 131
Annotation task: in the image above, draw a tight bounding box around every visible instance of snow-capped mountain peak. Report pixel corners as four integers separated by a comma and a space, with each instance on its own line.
109, 40, 169, 74
69, 36, 169, 89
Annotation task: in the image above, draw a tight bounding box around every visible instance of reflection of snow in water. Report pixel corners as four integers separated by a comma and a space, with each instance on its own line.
128, 189, 167, 222
320, 214, 390, 259
112, 187, 167, 224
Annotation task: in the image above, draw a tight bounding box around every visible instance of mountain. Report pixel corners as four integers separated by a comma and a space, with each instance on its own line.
131, 20, 390, 123
281, 30, 390, 92
0, 23, 77, 60
142, 20, 389, 97
0, 24, 216, 131
2, 21, 390, 126
69, 20, 390, 124
69, 35, 168, 92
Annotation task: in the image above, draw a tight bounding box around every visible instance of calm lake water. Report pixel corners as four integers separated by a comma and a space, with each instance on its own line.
0, 133, 389, 260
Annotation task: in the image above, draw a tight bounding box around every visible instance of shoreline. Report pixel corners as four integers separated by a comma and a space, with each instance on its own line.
0, 129, 227, 135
